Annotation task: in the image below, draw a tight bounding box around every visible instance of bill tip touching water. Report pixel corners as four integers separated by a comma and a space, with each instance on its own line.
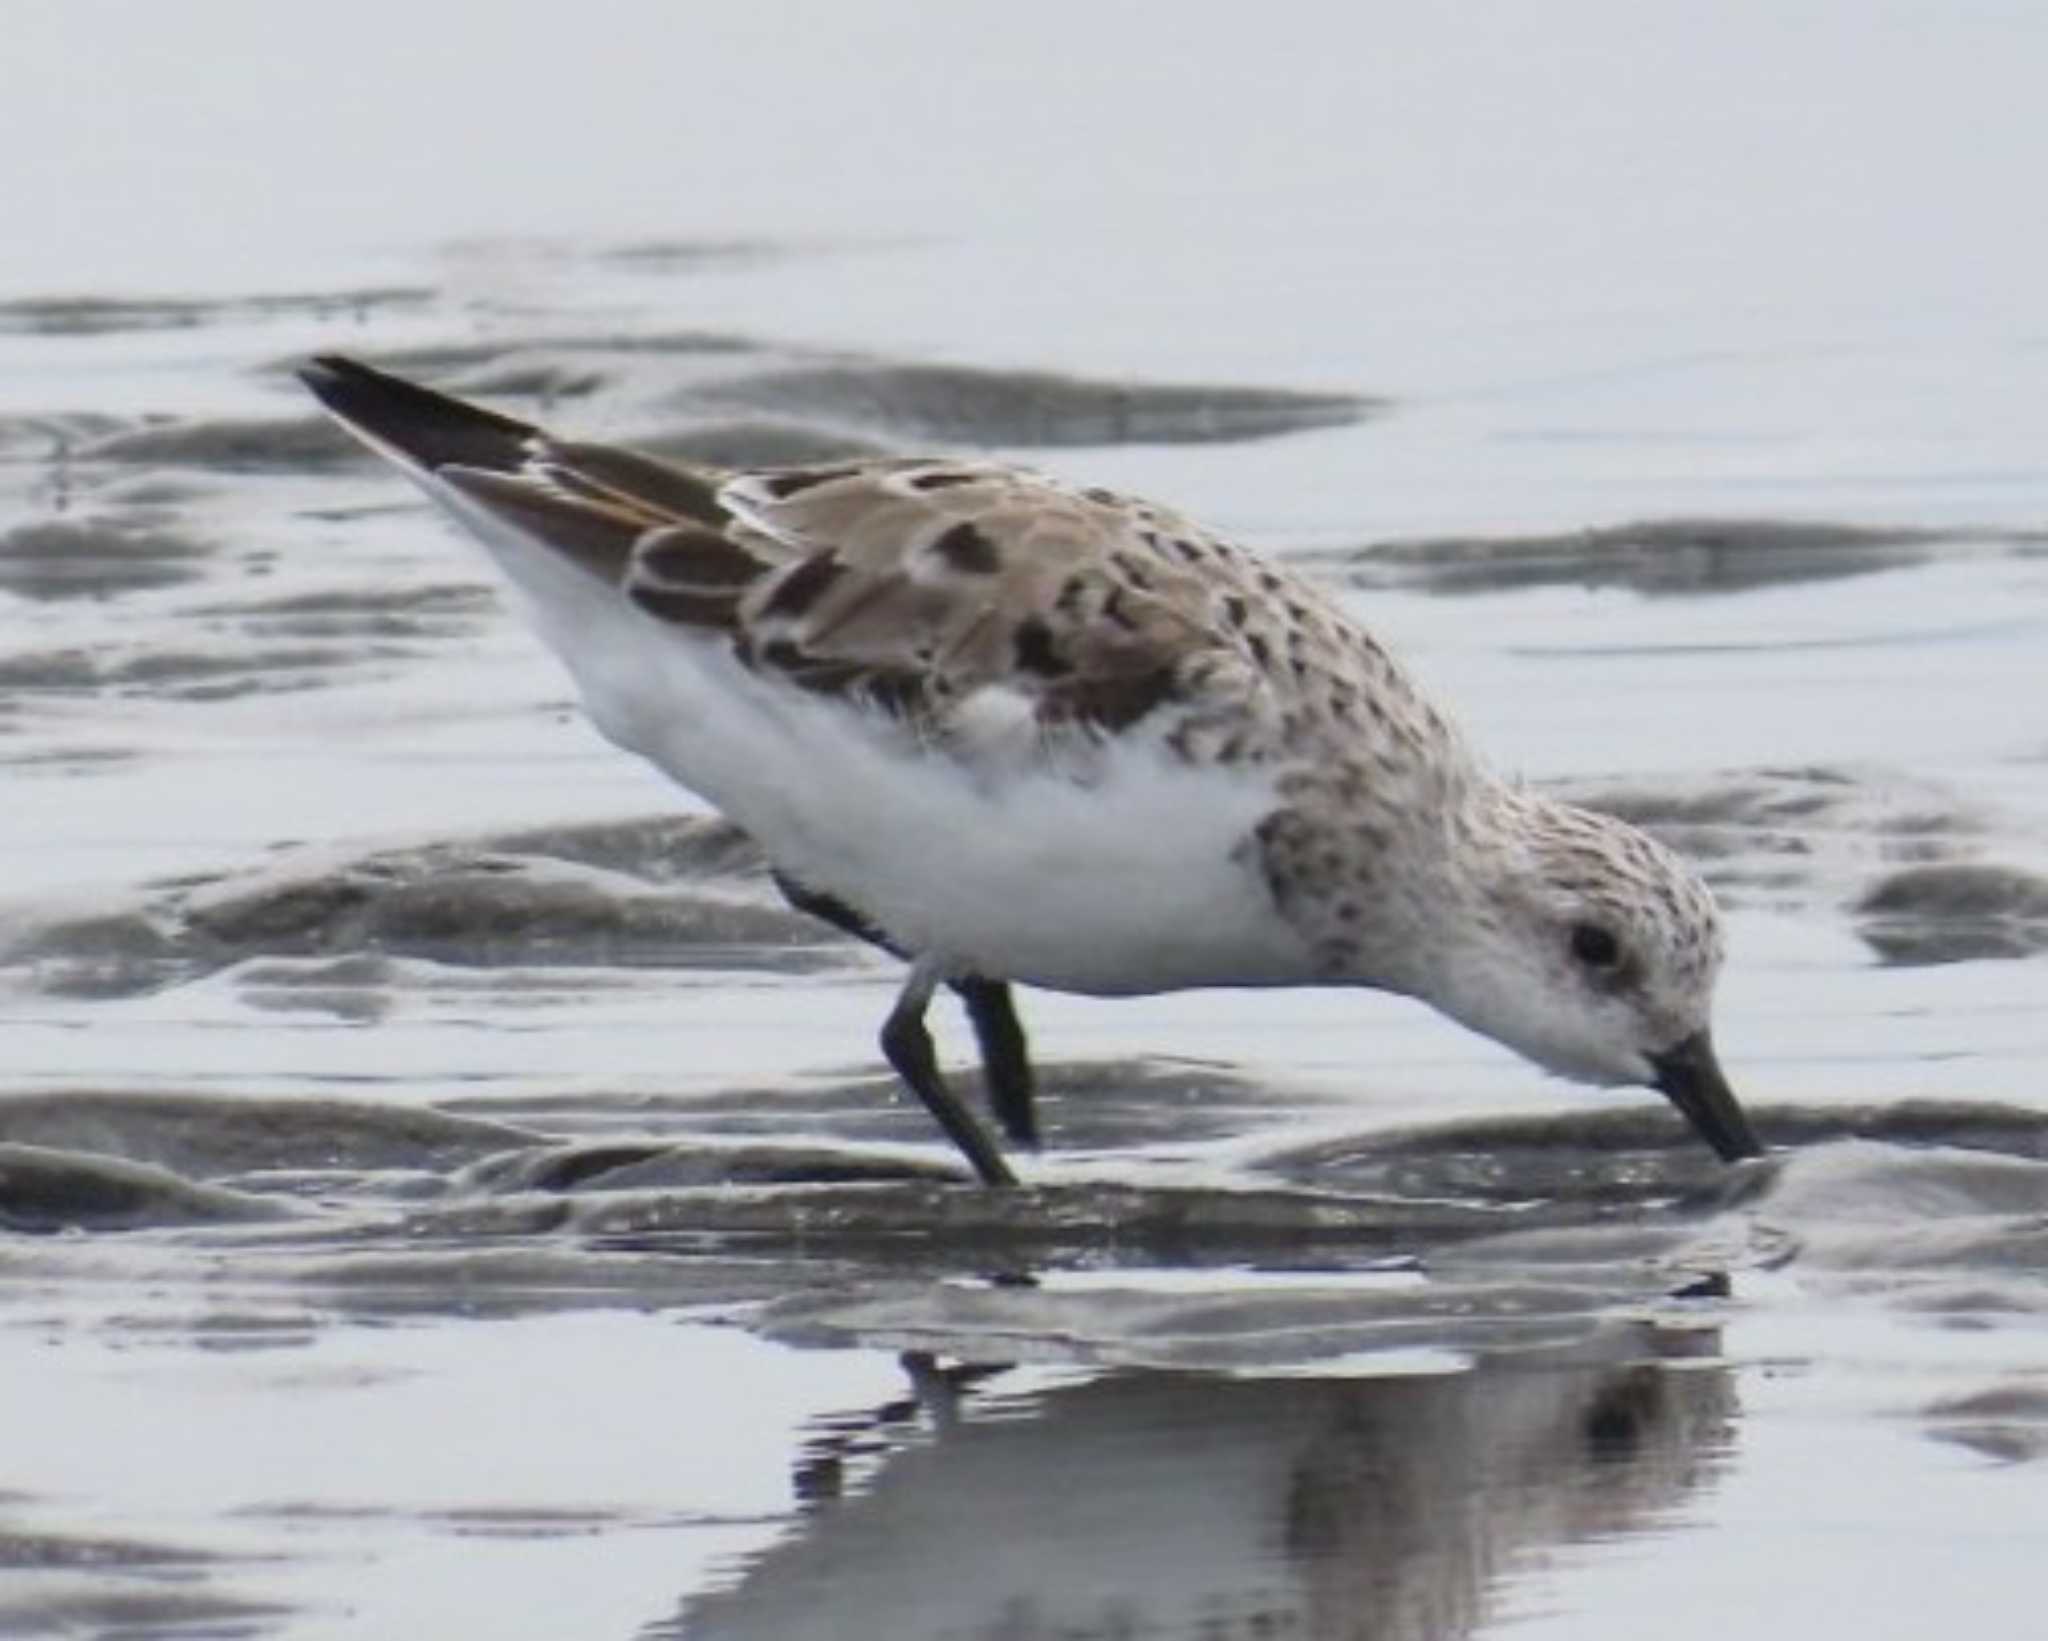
297, 353, 1766, 1184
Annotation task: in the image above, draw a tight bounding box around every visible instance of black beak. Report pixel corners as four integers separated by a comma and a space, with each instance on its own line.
1648, 1030, 1764, 1162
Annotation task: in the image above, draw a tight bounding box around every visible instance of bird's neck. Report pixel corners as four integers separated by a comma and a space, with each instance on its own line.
1256, 758, 1515, 995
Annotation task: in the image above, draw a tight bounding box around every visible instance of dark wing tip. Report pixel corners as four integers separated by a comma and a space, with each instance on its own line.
297, 353, 539, 476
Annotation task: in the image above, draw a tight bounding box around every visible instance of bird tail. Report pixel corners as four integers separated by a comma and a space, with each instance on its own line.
298, 354, 540, 475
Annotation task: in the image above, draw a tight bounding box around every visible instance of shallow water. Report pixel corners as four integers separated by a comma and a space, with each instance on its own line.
6, 7, 2048, 1634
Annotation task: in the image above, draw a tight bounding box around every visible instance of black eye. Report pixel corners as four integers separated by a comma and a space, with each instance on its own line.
1570, 922, 1621, 969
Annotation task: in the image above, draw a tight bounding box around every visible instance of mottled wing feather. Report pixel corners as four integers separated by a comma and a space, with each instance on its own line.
439, 467, 651, 583
439, 461, 785, 637
714, 461, 1265, 737
301, 354, 1329, 752
453, 442, 1368, 753
541, 442, 731, 529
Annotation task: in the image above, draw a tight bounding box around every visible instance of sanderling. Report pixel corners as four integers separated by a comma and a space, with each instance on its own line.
301, 355, 1763, 1185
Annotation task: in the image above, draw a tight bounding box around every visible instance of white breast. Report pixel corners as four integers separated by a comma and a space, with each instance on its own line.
437, 478, 1316, 995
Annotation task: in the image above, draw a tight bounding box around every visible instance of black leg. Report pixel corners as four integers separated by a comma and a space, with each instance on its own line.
774, 870, 1042, 1148
956, 978, 1037, 1148
881, 959, 1017, 1187
773, 870, 895, 950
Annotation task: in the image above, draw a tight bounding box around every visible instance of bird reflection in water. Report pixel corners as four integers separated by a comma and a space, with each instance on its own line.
668, 1323, 1736, 1640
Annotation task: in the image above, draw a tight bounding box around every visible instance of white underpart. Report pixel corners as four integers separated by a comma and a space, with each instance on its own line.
431, 477, 1317, 996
